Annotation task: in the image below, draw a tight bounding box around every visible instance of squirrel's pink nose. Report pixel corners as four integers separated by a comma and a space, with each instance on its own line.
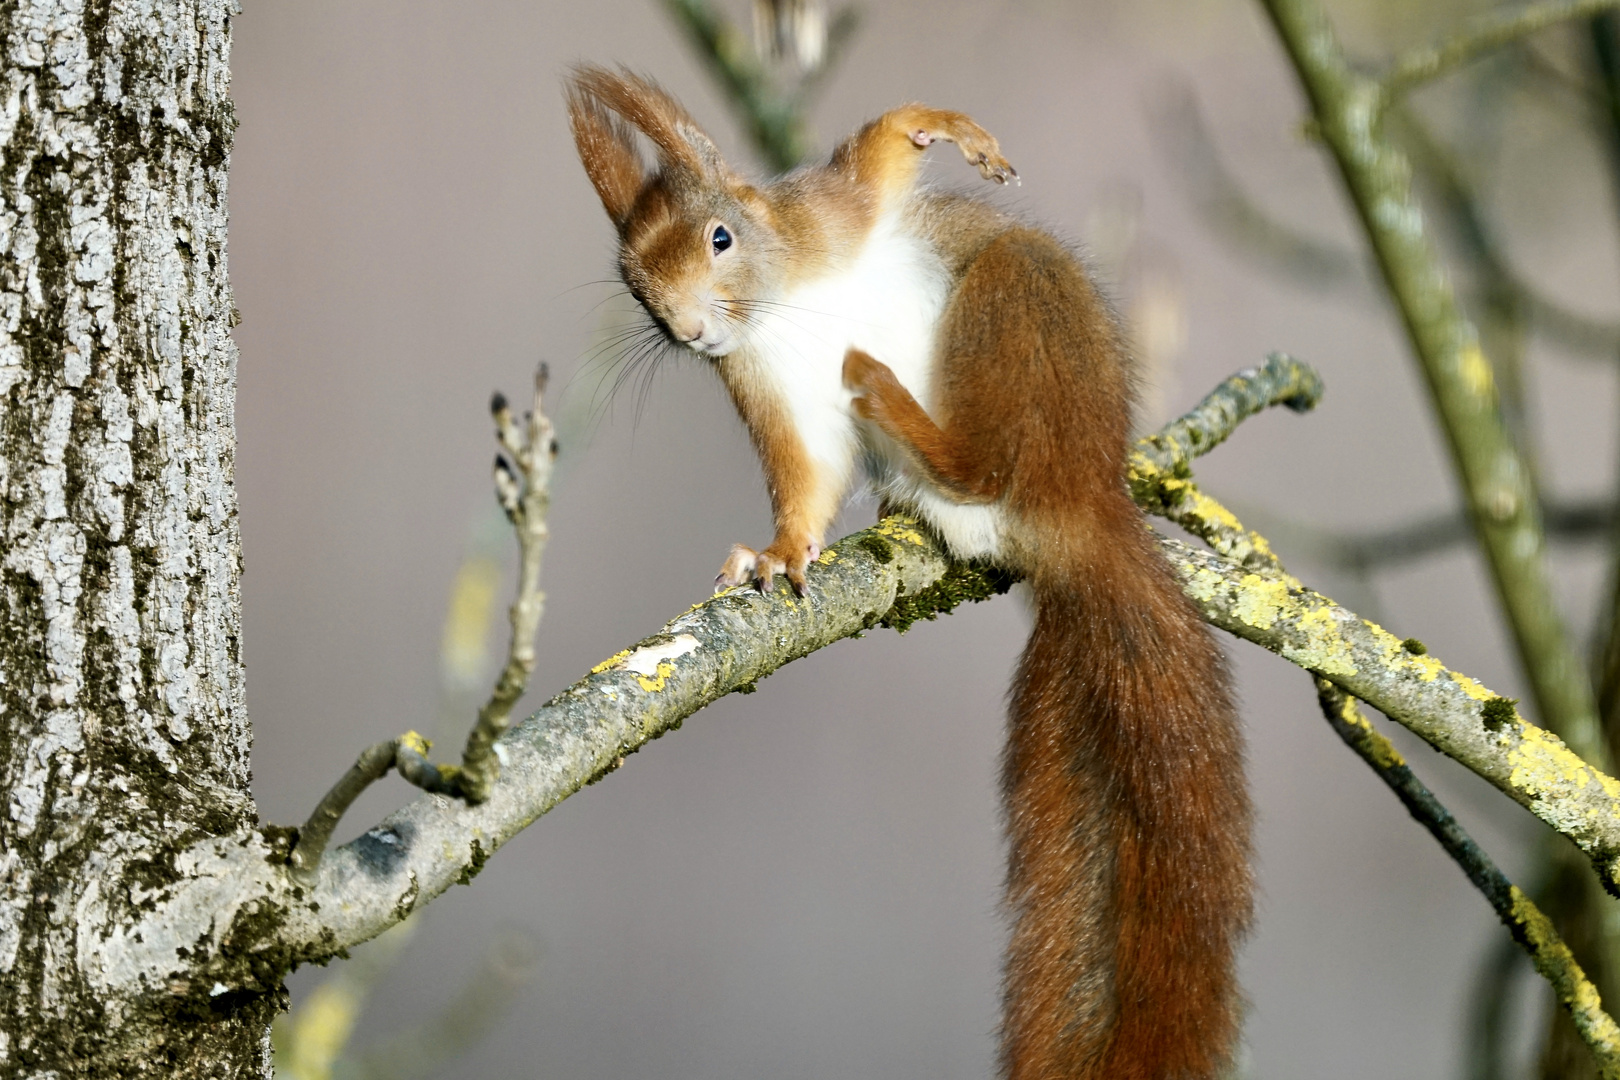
672, 314, 707, 343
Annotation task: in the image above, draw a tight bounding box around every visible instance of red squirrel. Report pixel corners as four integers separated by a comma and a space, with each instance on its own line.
566, 66, 1252, 1080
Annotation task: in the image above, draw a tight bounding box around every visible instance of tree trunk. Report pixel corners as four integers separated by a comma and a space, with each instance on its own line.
0, 0, 273, 1074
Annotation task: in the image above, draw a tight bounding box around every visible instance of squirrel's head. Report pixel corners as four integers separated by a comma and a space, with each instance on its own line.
566, 65, 781, 359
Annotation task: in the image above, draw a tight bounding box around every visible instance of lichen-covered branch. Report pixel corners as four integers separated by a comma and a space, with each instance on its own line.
125, 493, 1620, 999
1134, 350, 1323, 475
1173, 537, 1620, 892
1314, 681, 1620, 1075
1261, 0, 1612, 780
97, 359, 1316, 1002
1130, 351, 1319, 576
1386, 108, 1537, 459
100, 514, 992, 999
1380, 0, 1620, 103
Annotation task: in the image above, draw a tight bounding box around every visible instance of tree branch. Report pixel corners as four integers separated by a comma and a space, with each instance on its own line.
1174, 537, 1620, 893
460, 366, 557, 801
93, 357, 1317, 1002
1314, 680, 1620, 1074
107, 347, 1620, 1041
1262, 0, 1613, 782
1152, 85, 1370, 291
1158, 80, 1620, 361
1239, 497, 1613, 576
1131, 352, 1319, 576
1381, 0, 1620, 103
116, 509, 1620, 1002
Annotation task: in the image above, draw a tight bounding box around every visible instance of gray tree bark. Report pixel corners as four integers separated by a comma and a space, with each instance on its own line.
0, 0, 273, 1075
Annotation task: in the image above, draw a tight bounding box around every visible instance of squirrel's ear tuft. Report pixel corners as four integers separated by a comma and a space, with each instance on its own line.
566, 69, 647, 229
566, 65, 732, 188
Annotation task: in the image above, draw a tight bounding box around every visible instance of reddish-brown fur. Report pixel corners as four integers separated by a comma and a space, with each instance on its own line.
567, 66, 1252, 1079
850, 231, 1251, 1078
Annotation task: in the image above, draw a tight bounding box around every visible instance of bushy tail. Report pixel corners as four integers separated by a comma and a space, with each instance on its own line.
1000, 520, 1252, 1080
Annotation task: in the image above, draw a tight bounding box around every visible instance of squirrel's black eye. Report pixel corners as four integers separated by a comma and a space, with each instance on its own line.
711, 224, 732, 254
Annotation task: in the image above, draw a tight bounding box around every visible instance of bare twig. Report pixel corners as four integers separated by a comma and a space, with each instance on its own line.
754, 0, 826, 71
1238, 497, 1614, 575
272, 915, 422, 1080
1152, 85, 1370, 291
1469, 931, 1528, 1080
1130, 352, 1320, 576
1314, 680, 1620, 1075
1586, 14, 1620, 740
1521, 33, 1611, 116
1133, 350, 1323, 474
459, 365, 556, 802
288, 363, 556, 884
1381, 0, 1620, 103
662, 0, 859, 171
1386, 108, 1536, 462
1157, 80, 1620, 361
347, 927, 539, 1080
273, 916, 537, 1080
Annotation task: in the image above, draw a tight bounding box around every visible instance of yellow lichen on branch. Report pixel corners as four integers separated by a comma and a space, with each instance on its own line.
1315, 680, 1620, 1073
1511, 887, 1620, 1077
1173, 538, 1620, 893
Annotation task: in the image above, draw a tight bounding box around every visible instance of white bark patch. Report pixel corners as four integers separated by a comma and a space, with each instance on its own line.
617, 634, 701, 676
79, 832, 284, 997
7, 709, 84, 838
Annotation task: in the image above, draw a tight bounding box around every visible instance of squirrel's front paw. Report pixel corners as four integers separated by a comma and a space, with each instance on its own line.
843, 349, 900, 425
715, 543, 761, 592
715, 540, 813, 597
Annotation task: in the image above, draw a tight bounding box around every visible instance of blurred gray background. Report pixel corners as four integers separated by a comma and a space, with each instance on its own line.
232, 0, 1620, 1076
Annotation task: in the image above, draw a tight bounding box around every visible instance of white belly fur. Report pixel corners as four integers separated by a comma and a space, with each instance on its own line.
744, 215, 1006, 560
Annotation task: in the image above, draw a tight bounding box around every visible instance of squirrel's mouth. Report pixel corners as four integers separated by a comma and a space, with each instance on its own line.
685, 330, 737, 358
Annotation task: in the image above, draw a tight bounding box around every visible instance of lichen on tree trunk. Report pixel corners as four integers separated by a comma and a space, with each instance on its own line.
0, 0, 272, 1074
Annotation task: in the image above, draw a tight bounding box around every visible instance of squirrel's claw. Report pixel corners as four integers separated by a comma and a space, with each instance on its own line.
718, 541, 813, 598
973, 151, 1018, 186
715, 543, 760, 593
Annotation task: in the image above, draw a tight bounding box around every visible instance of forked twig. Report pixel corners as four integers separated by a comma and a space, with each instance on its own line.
1380, 0, 1620, 104
288, 363, 557, 883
